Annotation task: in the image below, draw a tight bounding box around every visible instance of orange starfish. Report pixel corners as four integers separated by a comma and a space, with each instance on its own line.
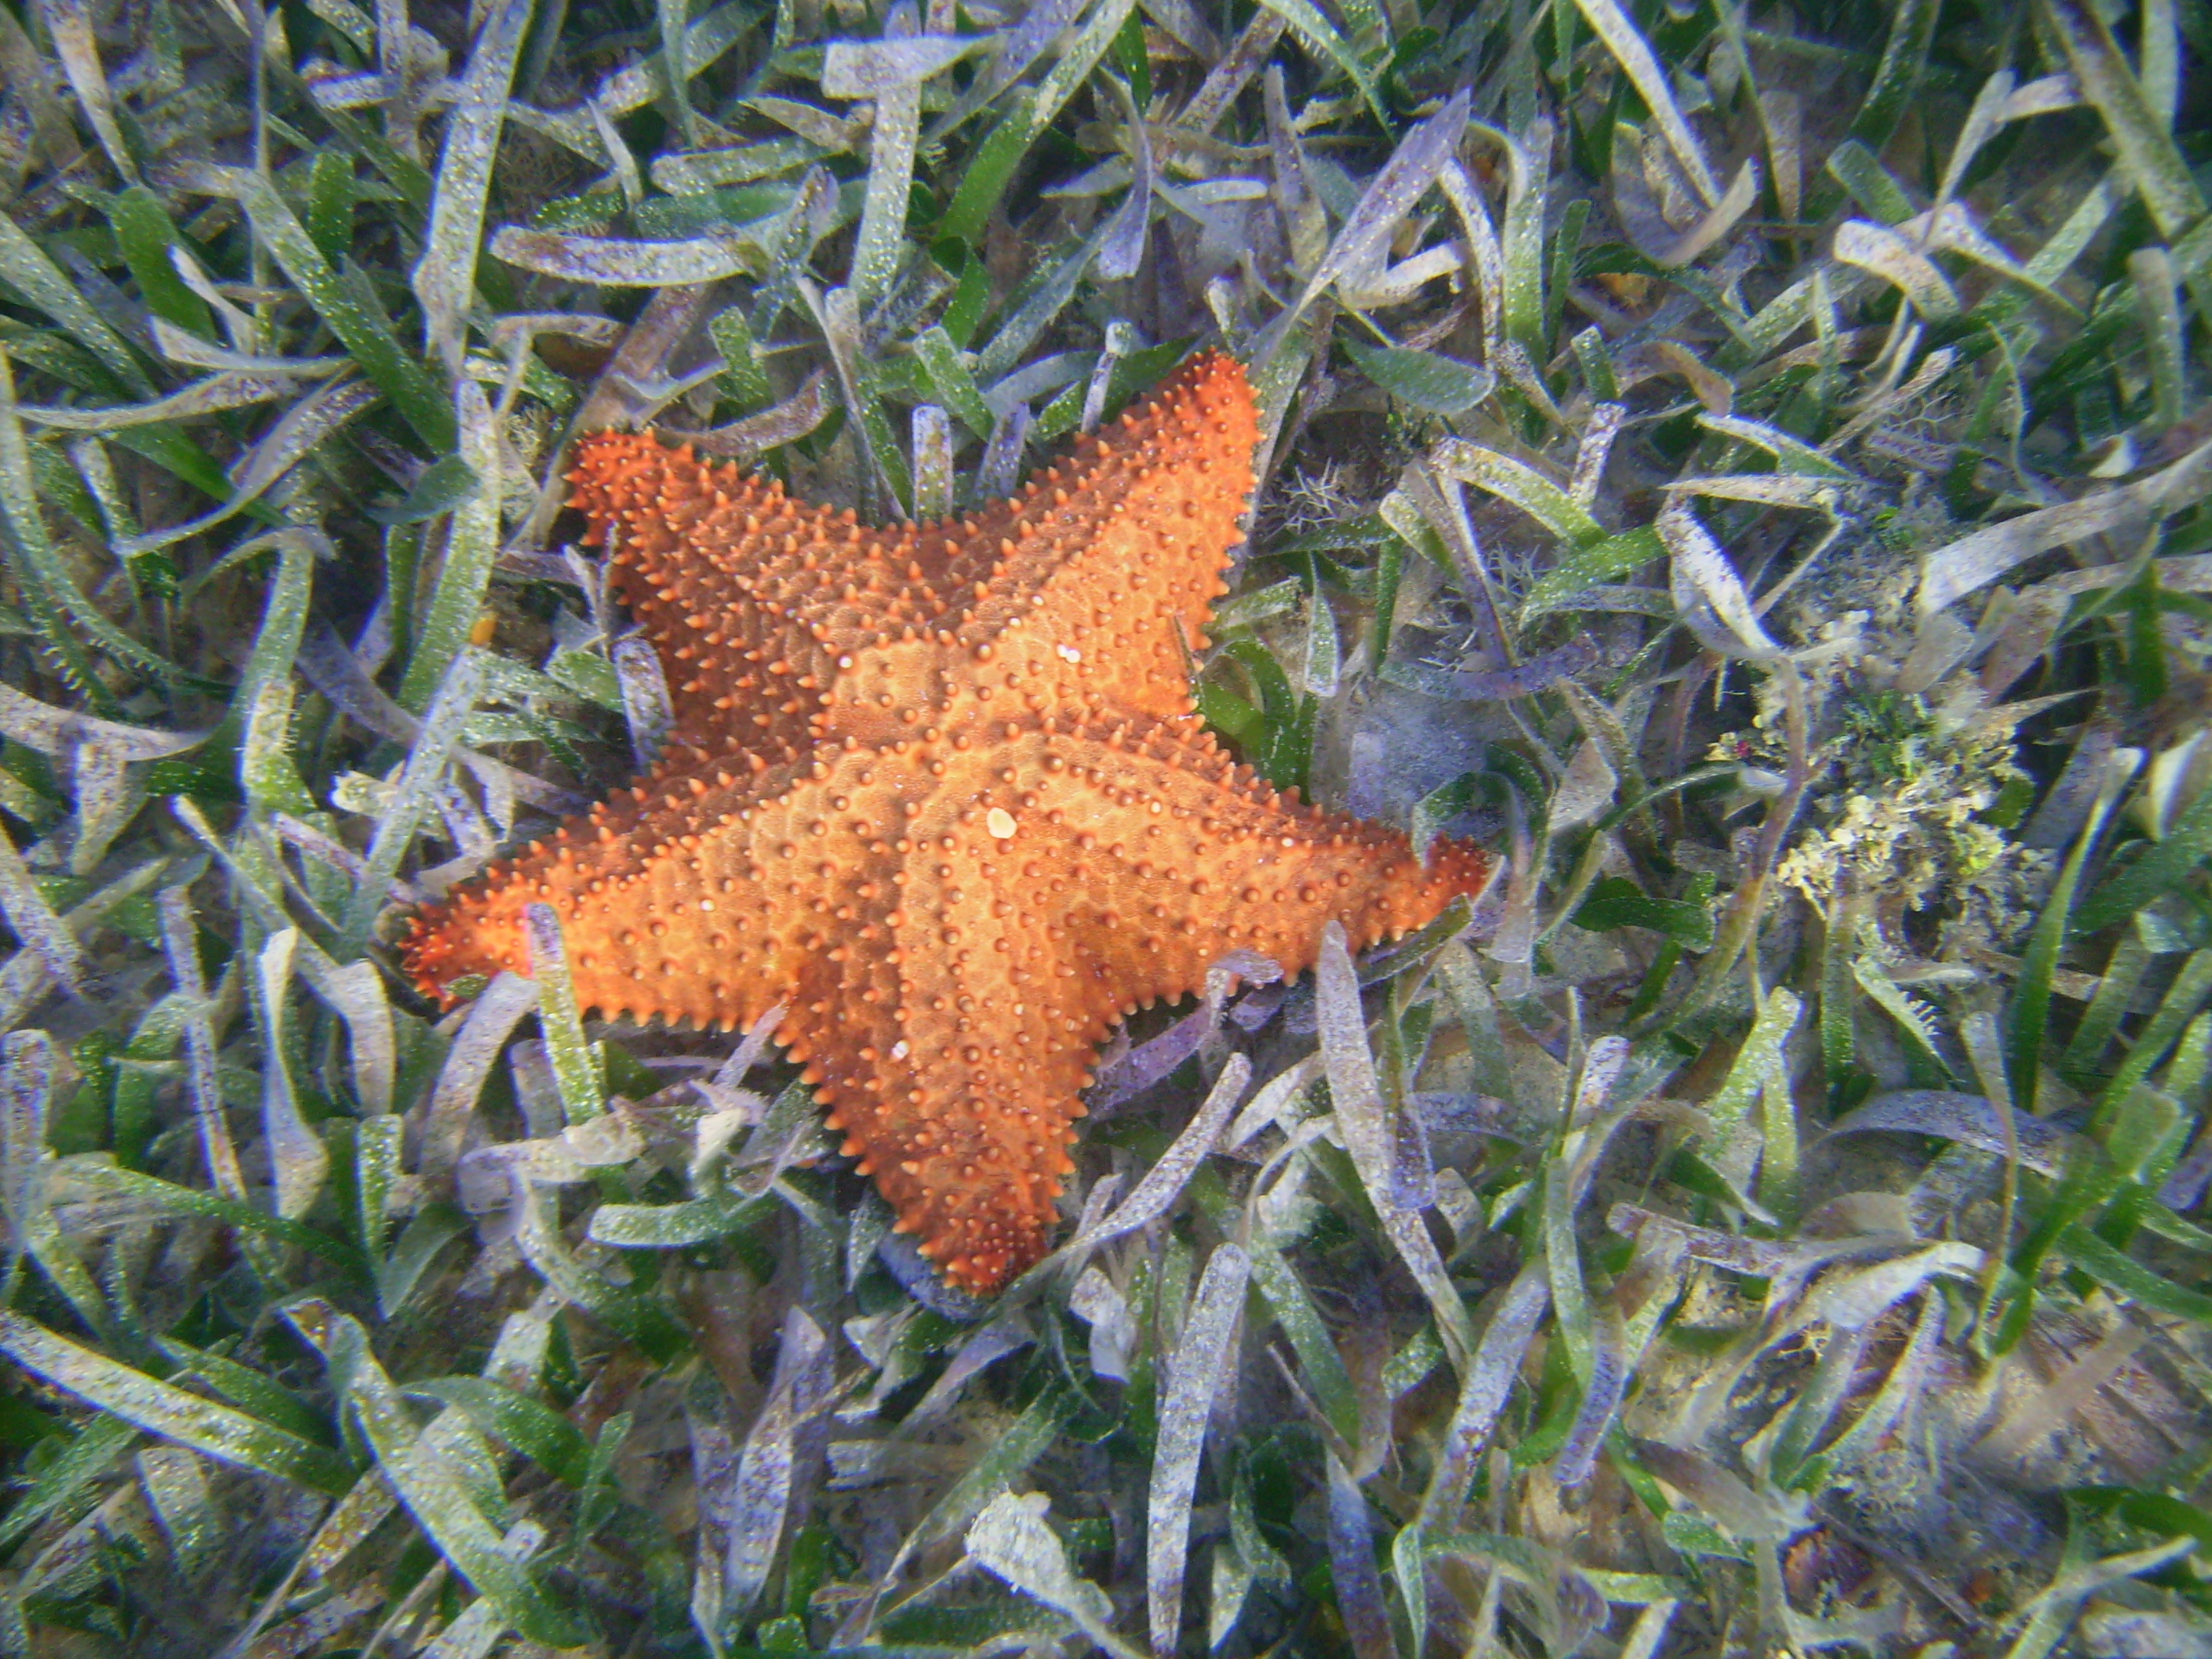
403, 352, 1493, 1292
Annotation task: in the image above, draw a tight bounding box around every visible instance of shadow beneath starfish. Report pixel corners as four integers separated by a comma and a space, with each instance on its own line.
1085, 947, 1287, 1123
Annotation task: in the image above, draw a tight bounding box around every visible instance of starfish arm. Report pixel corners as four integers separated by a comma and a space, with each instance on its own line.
402, 744, 903, 1031
792, 892, 1093, 1294
783, 738, 1120, 1293
1021, 718, 1497, 1010
571, 438, 973, 757
569, 434, 828, 753
953, 352, 1258, 724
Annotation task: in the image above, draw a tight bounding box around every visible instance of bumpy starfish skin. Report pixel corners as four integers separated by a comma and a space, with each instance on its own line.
403, 353, 1493, 1292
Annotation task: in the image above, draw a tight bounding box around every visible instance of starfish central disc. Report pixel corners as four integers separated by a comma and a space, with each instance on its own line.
402, 352, 1493, 1293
